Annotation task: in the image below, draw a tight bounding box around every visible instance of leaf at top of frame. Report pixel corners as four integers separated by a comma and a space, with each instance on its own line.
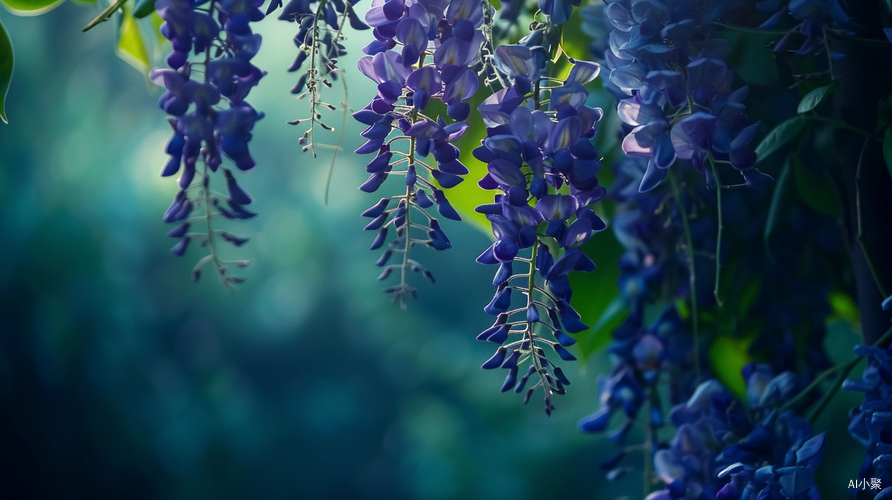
1, 0, 65, 16
133, 0, 154, 18
116, 5, 151, 75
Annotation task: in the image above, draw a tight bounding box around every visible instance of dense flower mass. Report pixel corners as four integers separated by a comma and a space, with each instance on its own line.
352, 0, 486, 308
153, 0, 267, 286
845, 343, 892, 498
757, 0, 861, 56
638, 367, 825, 500
472, 37, 607, 413
601, 0, 771, 192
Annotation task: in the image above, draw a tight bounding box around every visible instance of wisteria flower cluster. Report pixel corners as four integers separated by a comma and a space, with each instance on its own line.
472, 40, 607, 413
845, 343, 892, 498
609, 156, 704, 397
577, 305, 689, 440
273, 0, 369, 155
152, 0, 267, 287
602, 0, 772, 192
647, 367, 825, 500
758, 0, 861, 57
352, 0, 487, 308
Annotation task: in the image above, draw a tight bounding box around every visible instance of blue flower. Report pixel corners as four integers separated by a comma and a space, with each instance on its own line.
602, 0, 771, 192
845, 344, 892, 493
353, 0, 486, 307
758, 0, 861, 56
152, 0, 266, 286
474, 56, 606, 411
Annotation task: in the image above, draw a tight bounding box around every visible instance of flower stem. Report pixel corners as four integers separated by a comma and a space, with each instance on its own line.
202, 164, 230, 289
822, 25, 836, 81
323, 66, 348, 205
855, 132, 890, 299
398, 123, 417, 310
805, 115, 871, 137
199, 0, 229, 290
707, 154, 724, 307
669, 170, 701, 382
526, 243, 551, 405
643, 387, 654, 497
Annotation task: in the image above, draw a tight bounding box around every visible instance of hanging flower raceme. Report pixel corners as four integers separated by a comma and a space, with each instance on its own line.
577, 305, 694, 482
757, 0, 861, 56
473, 44, 606, 414
647, 380, 736, 500
153, 0, 267, 287
844, 344, 892, 497
353, 0, 486, 308
273, 0, 369, 155
643, 368, 825, 500
602, 0, 771, 192
712, 366, 825, 500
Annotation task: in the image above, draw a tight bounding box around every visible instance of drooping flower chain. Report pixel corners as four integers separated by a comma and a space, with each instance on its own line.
603, 0, 772, 193
577, 165, 699, 476
758, 0, 861, 61
153, 0, 266, 287
648, 371, 826, 500
473, 39, 607, 414
844, 342, 892, 498
273, 0, 370, 155
353, 0, 486, 308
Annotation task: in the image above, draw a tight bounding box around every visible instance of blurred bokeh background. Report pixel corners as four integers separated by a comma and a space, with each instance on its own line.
0, 4, 869, 499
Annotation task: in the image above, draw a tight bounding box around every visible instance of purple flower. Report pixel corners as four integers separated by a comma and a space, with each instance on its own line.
151, 0, 266, 287
474, 56, 606, 412
353, 0, 485, 307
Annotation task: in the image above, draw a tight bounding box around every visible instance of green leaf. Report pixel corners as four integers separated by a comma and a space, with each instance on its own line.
708, 335, 752, 399
763, 158, 793, 260
116, 5, 151, 74
568, 227, 627, 360
829, 290, 860, 324
796, 83, 836, 114
442, 85, 495, 234
884, 128, 892, 181
0, 0, 65, 15
487, 0, 500, 8
558, 7, 593, 61
723, 28, 780, 87
791, 154, 841, 218
588, 295, 626, 334
0, 18, 11, 124
754, 115, 805, 164
133, 0, 154, 18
